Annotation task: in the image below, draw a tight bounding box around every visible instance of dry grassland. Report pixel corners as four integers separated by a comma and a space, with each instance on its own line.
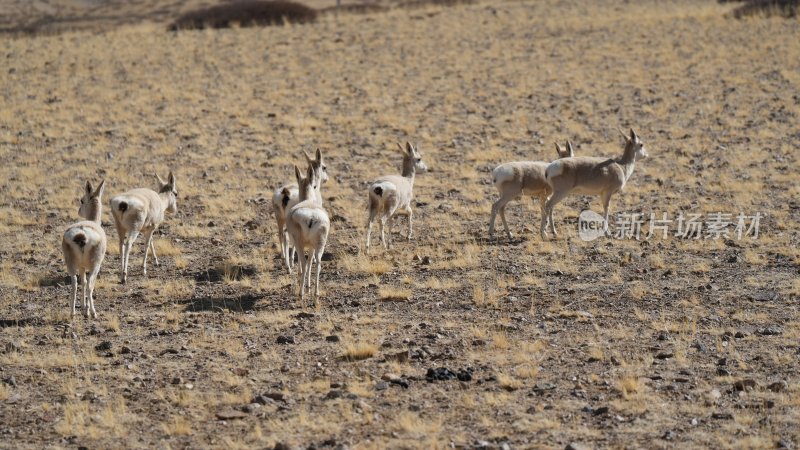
0, 0, 799, 448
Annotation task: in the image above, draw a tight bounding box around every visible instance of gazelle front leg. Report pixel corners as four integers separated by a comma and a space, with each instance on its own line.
601, 191, 613, 237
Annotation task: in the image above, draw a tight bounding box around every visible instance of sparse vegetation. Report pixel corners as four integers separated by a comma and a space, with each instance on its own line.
0, 0, 797, 448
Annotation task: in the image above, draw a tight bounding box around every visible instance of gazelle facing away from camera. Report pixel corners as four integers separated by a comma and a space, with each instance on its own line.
272, 149, 328, 273
110, 172, 178, 283
62, 180, 107, 318
542, 129, 649, 238
489, 141, 575, 240
286, 165, 330, 303
366, 142, 428, 253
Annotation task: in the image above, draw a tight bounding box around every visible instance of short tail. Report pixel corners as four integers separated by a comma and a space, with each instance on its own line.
118, 201, 128, 213
73, 232, 87, 249
373, 186, 383, 197
281, 188, 291, 208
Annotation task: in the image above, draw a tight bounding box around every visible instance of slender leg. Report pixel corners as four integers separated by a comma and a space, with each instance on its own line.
365, 219, 373, 254
296, 247, 307, 303
149, 238, 159, 266
499, 205, 512, 240
88, 267, 100, 319
489, 197, 510, 239
70, 275, 78, 317
124, 231, 138, 282
142, 228, 154, 276
406, 207, 414, 240
314, 246, 325, 298
542, 190, 568, 239
379, 217, 387, 249
386, 216, 395, 249
81, 271, 88, 317
119, 239, 126, 283
601, 191, 613, 236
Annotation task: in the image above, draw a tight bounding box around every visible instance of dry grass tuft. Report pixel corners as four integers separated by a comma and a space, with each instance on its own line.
341, 342, 378, 361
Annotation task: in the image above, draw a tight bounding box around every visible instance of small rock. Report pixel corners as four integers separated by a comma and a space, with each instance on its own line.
276, 336, 295, 345
756, 327, 783, 336
95, 341, 112, 351
710, 389, 721, 400
776, 439, 793, 449
661, 430, 675, 440
261, 392, 286, 402
325, 335, 340, 343
712, 412, 733, 420
655, 352, 673, 360
592, 406, 609, 416
171, 377, 183, 385
768, 381, 788, 393
2, 376, 16, 387
734, 331, 748, 339
656, 331, 670, 341
690, 418, 698, 426
717, 368, 731, 376
273, 442, 292, 450
324, 390, 342, 400
232, 368, 249, 377
119, 346, 132, 355
241, 403, 261, 414
375, 382, 389, 391
421, 256, 432, 265
734, 379, 757, 391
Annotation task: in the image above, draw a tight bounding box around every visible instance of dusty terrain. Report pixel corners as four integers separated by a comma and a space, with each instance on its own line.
1, 0, 799, 448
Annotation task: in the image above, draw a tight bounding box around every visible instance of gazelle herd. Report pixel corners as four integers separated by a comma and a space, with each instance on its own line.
61, 130, 647, 317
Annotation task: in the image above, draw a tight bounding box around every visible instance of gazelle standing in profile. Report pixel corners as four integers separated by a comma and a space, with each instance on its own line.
272, 149, 328, 273
62, 180, 107, 318
365, 142, 428, 253
489, 141, 575, 240
286, 164, 330, 303
109, 172, 178, 283
542, 129, 649, 238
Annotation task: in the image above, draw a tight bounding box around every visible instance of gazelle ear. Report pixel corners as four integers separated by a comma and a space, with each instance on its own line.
315, 148, 322, 163
566, 140, 575, 157
168, 171, 175, 187
85, 181, 93, 195
155, 173, 167, 186
406, 141, 414, 154
294, 165, 303, 183
396, 142, 406, 154
554, 142, 564, 157
303, 150, 313, 164
630, 128, 638, 142
306, 164, 315, 180
94, 179, 106, 197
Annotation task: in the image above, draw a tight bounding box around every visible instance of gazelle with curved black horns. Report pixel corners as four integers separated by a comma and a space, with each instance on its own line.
542, 129, 649, 238
489, 141, 575, 240
110, 172, 178, 283
286, 165, 330, 303
365, 142, 428, 253
62, 180, 107, 318
272, 149, 328, 273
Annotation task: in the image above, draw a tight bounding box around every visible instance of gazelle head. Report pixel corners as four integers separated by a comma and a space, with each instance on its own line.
628, 129, 648, 160
79, 179, 105, 219
157, 171, 178, 214
295, 164, 323, 203
398, 141, 428, 174
554, 140, 575, 158
303, 148, 329, 184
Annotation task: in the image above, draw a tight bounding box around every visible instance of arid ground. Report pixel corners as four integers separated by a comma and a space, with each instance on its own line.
0, 0, 799, 448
